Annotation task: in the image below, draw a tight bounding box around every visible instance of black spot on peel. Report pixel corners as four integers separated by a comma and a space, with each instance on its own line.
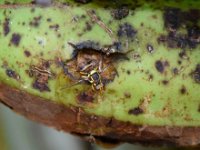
83, 21, 92, 32
117, 23, 137, 39
6, 69, 14, 77
177, 60, 182, 65
111, 6, 129, 20
10, 33, 21, 46
158, 32, 186, 49
164, 8, 200, 31
172, 68, 179, 75
179, 50, 188, 59
24, 50, 31, 57
162, 80, 169, 85
3, 18, 10, 36
49, 24, 59, 31
128, 107, 143, 116
155, 60, 164, 73
126, 70, 131, 75
33, 80, 50, 92
149, 74, 154, 81
124, 92, 131, 98
6, 69, 20, 80
29, 16, 42, 27
164, 8, 182, 30
191, 64, 200, 84
160, 8, 200, 49
47, 18, 51, 22
198, 104, 200, 113
77, 92, 94, 103
187, 26, 200, 49
158, 29, 200, 49
180, 85, 187, 95
185, 9, 200, 22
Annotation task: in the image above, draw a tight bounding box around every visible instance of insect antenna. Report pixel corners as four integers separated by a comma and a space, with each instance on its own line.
60, 79, 85, 90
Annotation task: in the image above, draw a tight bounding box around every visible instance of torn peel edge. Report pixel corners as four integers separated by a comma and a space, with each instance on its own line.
0, 83, 200, 147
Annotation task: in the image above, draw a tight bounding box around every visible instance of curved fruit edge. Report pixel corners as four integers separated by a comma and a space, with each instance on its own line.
0, 83, 200, 147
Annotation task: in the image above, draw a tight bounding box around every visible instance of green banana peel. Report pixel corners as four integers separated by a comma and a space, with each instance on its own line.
0, 0, 32, 4
0, 0, 200, 146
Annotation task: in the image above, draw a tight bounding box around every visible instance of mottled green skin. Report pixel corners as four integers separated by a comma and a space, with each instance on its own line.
0, 1, 199, 126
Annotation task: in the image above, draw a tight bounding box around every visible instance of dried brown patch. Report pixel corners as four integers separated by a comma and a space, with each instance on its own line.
28, 59, 54, 92
77, 91, 94, 103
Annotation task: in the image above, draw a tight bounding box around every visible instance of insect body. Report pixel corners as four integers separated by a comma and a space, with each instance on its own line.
79, 67, 104, 91
63, 47, 118, 92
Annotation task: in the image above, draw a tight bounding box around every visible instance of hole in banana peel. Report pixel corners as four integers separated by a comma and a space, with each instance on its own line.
62, 42, 131, 100
62, 49, 118, 93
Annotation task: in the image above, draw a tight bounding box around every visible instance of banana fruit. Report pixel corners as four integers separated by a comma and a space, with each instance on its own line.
0, 0, 200, 147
